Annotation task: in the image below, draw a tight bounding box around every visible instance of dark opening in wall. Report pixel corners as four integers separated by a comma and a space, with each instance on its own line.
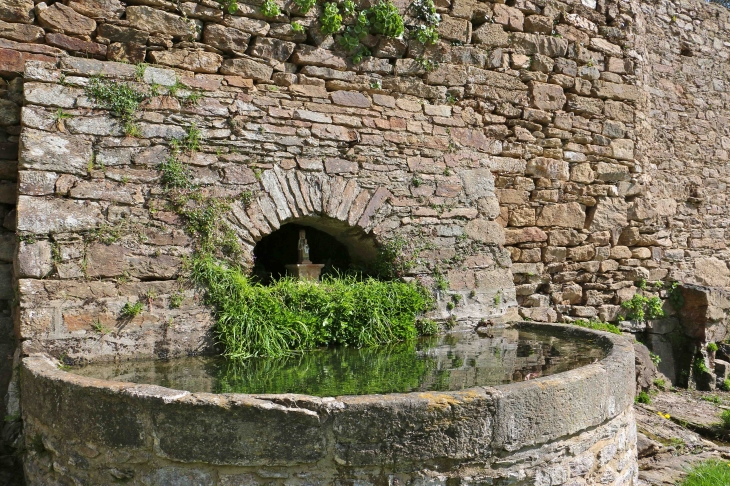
253, 224, 350, 281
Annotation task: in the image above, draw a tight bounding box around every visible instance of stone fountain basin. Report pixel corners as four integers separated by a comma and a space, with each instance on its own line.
20, 322, 637, 485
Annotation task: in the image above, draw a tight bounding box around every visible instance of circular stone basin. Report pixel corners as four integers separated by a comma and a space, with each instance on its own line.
20, 323, 638, 485
67, 326, 609, 396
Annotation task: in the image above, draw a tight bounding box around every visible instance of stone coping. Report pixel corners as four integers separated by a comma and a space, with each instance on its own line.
21, 322, 635, 466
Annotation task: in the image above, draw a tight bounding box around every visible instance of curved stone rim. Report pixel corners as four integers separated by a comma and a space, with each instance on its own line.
21, 321, 635, 460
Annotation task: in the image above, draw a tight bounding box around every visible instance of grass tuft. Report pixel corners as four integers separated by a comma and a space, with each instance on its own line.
572, 318, 622, 335
679, 459, 730, 486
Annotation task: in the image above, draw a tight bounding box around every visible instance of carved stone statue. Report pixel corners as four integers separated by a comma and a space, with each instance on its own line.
286, 228, 324, 281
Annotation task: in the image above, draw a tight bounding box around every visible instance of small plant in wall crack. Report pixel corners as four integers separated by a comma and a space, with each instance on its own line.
120, 301, 144, 318
85, 76, 146, 137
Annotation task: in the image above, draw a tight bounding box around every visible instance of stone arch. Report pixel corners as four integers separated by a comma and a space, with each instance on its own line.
224, 166, 391, 269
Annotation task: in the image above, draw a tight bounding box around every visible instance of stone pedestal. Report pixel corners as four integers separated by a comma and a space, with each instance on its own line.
285, 263, 325, 281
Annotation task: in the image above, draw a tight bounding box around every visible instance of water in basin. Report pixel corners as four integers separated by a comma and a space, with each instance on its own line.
69, 326, 609, 396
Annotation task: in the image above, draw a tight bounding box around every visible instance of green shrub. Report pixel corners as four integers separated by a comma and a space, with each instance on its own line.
159, 157, 192, 190
650, 352, 662, 366
260, 0, 281, 16
679, 460, 730, 486
367, 1, 404, 38
635, 391, 651, 404
721, 379, 730, 392
621, 294, 665, 321
708, 342, 719, 353
191, 256, 434, 359
411, 25, 439, 45
653, 378, 666, 389
321, 2, 343, 35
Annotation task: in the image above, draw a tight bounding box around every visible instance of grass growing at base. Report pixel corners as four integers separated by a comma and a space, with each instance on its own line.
191, 256, 434, 359
571, 318, 622, 335
679, 460, 730, 486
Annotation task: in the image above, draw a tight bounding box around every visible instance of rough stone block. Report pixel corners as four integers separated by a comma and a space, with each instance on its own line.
0, 0, 34, 24
220, 58, 273, 81
531, 83, 566, 111
37, 3, 95, 36
126, 6, 200, 38
247, 37, 296, 62
19, 129, 92, 176
536, 202, 585, 229
472, 23, 509, 47
493, 4, 524, 31
149, 49, 222, 74
16, 196, 103, 234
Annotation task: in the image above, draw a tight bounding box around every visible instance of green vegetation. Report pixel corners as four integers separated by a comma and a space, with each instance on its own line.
621, 294, 665, 321
372, 236, 420, 279
53, 108, 72, 121
368, 0, 404, 37
293, 0, 316, 13
321, 2, 343, 34
91, 319, 112, 335
678, 460, 730, 486
217, 0, 239, 13
721, 409, 730, 429
694, 356, 711, 375
701, 395, 721, 404
159, 157, 193, 190
635, 391, 651, 404
412, 25, 439, 45
260, 0, 281, 17
291, 21, 305, 32
708, 342, 719, 353
650, 351, 662, 366
653, 377, 666, 390
669, 281, 685, 309
191, 256, 434, 359
572, 318, 622, 335
85, 76, 146, 137
120, 301, 144, 318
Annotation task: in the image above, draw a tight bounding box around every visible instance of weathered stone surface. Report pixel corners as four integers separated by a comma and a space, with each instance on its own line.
0, 19, 44, 43
37, 3, 96, 36
16, 196, 102, 233
330, 90, 370, 108
149, 49, 222, 74
19, 129, 92, 176
126, 6, 198, 38
0, 0, 34, 24
46, 32, 107, 58
531, 83, 566, 111
0, 99, 20, 126
15, 240, 53, 278
66, 0, 125, 20
203, 24, 250, 56
223, 15, 269, 36
247, 36, 295, 62
97, 23, 148, 44
526, 157, 569, 180
694, 258, 730, 288
291, 46, 348, 70
465, 219, 505, 244
220, 58, 273, 81
536, 203, 585, 229
586, 197, 628, 232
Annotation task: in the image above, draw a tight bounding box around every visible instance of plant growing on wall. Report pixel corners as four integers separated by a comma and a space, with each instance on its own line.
621, 294, 665, 321
85, 77, 146, 137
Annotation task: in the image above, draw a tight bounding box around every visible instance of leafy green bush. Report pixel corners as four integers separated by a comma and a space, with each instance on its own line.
159, 157, 192, 190
572, 319, 622, 335
635, 391, 651, 404
411, 25, 439, 45
721, 379, 730, 392
368, 0, 404, 37
653, 377, 666, 390
708, 342, 719, 353
260, 0, 281, 17
694, 356, 710, 375
191, 256, 434, 359
321, 2, 343, 35
621, 294, 665, 321
679, 460, 730, 486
